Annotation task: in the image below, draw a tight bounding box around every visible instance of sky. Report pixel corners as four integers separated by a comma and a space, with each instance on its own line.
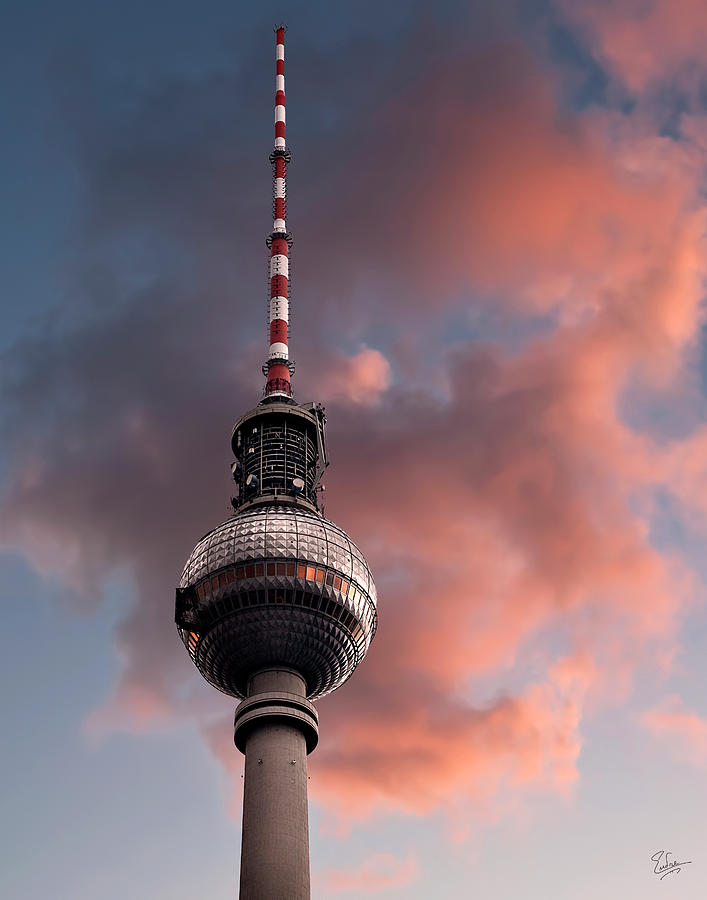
2, 0, 707, 897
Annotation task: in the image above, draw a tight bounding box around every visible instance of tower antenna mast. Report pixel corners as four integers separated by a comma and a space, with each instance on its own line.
264, 24, 294, 399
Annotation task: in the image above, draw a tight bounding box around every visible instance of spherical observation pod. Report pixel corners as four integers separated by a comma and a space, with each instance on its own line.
175, 505, 377, 700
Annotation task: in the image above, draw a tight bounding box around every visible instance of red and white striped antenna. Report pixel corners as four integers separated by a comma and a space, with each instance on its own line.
263, 25, 294, 400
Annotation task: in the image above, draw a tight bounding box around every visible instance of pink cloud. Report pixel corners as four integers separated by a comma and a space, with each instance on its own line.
84, 682, 175, 741
642, 695, 707, 766
309, 653, 593, 823
316, 346, 392, 406
1, 17, 705, 839
296, 39, 705, 354
560, 0, 707, 93
314, 851, 419, 895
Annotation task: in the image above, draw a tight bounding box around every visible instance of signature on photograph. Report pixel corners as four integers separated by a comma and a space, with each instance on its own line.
651, 850, 692, 880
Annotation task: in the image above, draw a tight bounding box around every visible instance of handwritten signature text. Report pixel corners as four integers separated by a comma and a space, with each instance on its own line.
651, 850, 692, 881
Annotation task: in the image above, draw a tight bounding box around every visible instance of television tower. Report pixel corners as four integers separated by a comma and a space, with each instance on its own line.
175, 26, 378, 900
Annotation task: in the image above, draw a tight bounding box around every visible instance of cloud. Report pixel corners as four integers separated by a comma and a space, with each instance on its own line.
84, 681, 175, 741
558, 0, 707, 94
1, 6, 705, 836
314, 346, 392, 406
642, 695, 707, 766
309, 653, 593, 824
303, 331, 691, 821
314, 851, 419, 895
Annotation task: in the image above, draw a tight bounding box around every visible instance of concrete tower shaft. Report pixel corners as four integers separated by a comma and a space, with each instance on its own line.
236, 668, 317, 900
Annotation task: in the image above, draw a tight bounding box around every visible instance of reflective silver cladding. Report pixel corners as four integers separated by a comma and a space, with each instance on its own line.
176, 505, 377, 700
